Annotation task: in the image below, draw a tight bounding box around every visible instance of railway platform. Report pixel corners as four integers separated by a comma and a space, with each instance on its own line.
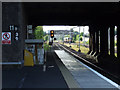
2, 51, 68, 88
2, 45, 120, 89
55, 50, 119, 89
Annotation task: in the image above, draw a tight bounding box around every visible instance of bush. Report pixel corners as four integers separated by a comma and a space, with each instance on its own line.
43, 43, 50, 51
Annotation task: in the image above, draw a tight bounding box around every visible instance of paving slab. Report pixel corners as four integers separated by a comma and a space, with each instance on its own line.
55, 50, 119, 89
2, 51, 68, 88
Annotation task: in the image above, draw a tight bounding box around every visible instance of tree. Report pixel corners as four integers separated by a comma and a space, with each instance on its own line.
64, 35, 70, 38
76, 34, 83, 41
44, 35, 48, 41
80, 32, 84, 36
76, 34, 79, 41
43, 31, 47, 36
34, 26, 44, 39
73, 32, 76, 41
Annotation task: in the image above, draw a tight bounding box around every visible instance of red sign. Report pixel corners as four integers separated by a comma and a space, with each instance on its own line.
2, 32, 11, 44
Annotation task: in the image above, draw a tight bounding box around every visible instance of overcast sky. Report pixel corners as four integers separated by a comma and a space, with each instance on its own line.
43, 26, 89, 34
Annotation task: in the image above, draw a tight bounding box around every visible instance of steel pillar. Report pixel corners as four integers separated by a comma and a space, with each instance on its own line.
92, 31, 96, 54
117, 26, 120, 59
94, 28, 100, 57
100, 26, 108, 55
110, 26, 115, 56
88, 26, 92, 54
95, 30, 99, 54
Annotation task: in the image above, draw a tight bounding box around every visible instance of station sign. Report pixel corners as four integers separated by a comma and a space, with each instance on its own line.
2, 32, 11, 44
27, 25, 32, 30
28, 30, 33, 34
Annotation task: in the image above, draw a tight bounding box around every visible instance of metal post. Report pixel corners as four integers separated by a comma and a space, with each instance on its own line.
27, 25, 29, 39
110, 26, 115, 56
93, 30, 96, 53
83, 26, 85, 45
96, 29, 99, 55
78, 26, 81, 52
117, 26, 120, 59
88, 26, 92, 54
69, 30, 71, 47
49, 30, 50, 42
108, 28, 110, 54
83, 26, 86, 53
100, 25, 108, 55
35, 44, 38, 64
63, 31, 64, 44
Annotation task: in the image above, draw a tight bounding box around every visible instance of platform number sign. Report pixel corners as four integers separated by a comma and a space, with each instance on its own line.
15, 32, 19, 40
9, 25, 19, 41
2, 32, 11, 44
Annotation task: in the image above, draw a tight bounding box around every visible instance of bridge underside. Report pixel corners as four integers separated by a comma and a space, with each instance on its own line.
2, 2, 120, 68
23, 2, 120, 26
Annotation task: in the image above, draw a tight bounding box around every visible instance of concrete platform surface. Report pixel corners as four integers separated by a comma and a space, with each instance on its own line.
55, 50, 119, 89
2, 51, 68, 88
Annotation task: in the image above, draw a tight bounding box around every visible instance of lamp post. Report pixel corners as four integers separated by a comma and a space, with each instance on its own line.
78, 26, 81, 52
70, 29, 72, 47
48, 30, 50, 42
63, 31, 64, 44
83, 26, 85, 45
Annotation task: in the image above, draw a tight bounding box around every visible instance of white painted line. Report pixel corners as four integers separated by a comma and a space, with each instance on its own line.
0, 62, 22, 65
53, 51, 80, 88
58, 44, 120, 89
76, 59, 120, 89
